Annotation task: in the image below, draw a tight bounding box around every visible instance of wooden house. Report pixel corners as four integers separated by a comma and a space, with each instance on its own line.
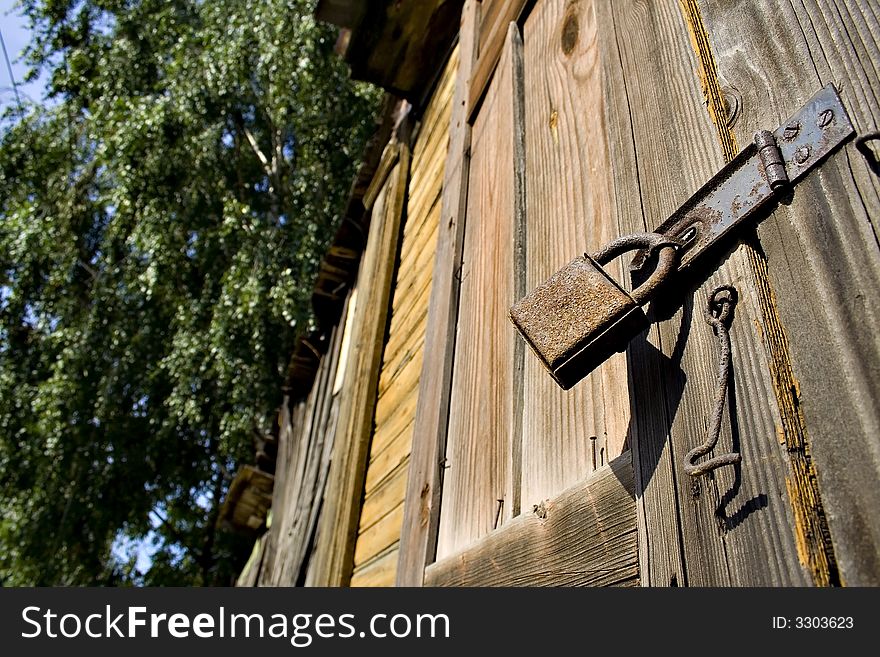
226, 0, 880, 587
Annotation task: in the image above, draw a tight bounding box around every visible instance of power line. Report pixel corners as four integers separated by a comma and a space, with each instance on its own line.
0, 25, 23, 112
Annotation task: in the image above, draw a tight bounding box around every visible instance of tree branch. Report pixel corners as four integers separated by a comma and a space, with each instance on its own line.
241, 124, 273, 182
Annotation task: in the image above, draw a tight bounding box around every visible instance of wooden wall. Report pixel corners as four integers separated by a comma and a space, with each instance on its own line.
240, 312, 348, 586
402, 0, 880, 586
233, 48, 457, 588
350, 50, 458, 586
241, 0, 880, 588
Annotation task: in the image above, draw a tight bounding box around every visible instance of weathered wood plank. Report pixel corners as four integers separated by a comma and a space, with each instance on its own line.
425, 452, 638, 587
592, 0, 813, 585
408, 116, 452, 209
696, 0, 880, 585
397, 0, 480, 586
436, 24, 524, 559
406, 150, 446, 233
255, 296, 348, 585
411, 49, 457, 160
388, 222, 439, 321
520, 0, 631, 514
309, 138, 410, 586
400, 174, 441, 240
350, 49, 456, 586
376, 330, 427, 401
323, 0, 465, 105
364, 430, 411, 493
467, 0, 531, 120
358, 464, 410, 532
354, 502, 406, 568
351, 545, 399, 587
374, 368, 420, 433
368, 402, 416, 460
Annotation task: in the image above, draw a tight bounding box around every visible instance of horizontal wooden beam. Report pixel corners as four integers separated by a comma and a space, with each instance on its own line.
315, 0, 366, 29
425, 452, 638, 587
319, 0, 465, 106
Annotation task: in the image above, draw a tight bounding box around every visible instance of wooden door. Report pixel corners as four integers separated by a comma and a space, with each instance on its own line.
399, 0, 880, 587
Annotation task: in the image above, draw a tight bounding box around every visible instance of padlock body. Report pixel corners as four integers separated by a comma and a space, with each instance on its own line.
509, 255, 649, 389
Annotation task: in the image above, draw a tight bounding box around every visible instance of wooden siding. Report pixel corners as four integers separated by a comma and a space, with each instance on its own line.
316, 0, 465, 106
252, 313, 348, 586
350, 49, 458, 586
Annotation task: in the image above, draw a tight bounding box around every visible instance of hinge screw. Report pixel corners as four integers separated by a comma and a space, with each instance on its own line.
794, 145, 811, 165
782, 122, 800, 141
817, 109, 834, 128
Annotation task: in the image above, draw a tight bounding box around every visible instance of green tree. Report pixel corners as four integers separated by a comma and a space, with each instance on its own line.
0, 0, 379, 585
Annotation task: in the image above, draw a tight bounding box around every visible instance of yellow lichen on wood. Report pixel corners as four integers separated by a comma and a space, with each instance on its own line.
678, 0, 838, 587
677, 0, 738, 160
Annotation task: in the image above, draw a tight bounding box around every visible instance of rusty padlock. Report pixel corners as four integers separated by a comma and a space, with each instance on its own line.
509, 233, 679, 390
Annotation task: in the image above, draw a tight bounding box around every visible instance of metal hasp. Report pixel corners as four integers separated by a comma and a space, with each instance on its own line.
510, 84, 855, 391
630, 83, 855, 275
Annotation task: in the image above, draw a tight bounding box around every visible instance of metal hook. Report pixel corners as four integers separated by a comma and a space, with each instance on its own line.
684, 284, 743, 478
856, 131, 880, 176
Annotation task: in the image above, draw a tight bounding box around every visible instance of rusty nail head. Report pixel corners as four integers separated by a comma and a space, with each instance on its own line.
817, 109, 834, 128
782, 122, 800, 140
794, 145, 811, 165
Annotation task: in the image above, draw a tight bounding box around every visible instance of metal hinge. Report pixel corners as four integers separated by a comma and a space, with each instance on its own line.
630, 83, 855, 275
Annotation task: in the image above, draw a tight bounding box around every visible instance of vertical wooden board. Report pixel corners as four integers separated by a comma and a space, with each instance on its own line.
309, 143, 409, 586
592, 0, 812, 585
696, 0, 880, 585
435, 28, 521, 559
397, 0, 480, 586
468, 0, 532, 118
350, 49, 456, 586
520, 0, 632, 513
255, 306, 347, 586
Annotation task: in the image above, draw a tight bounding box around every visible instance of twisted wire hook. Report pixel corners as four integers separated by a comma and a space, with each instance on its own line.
684, 285, 743, 478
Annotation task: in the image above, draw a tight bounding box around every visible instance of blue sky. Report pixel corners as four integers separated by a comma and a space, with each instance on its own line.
1, 0, 48, 111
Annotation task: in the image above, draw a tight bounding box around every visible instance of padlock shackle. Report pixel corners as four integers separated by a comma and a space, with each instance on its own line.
591, 232, 679, 305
